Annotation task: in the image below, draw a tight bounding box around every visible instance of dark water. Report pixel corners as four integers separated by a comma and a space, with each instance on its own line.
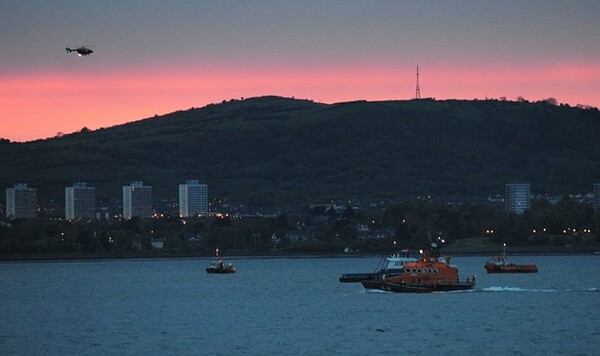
1, 256, 598, 355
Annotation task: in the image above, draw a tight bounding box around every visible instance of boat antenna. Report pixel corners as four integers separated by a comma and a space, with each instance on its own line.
427, 219, 436, 249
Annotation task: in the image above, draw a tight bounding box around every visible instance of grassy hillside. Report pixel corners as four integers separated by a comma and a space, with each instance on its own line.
1, 96, 599, 206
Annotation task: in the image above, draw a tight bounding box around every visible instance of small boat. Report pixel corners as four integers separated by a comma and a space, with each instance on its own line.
339, 249, 417, 283
484, 243, 537, 273
206, 249, 236, 274
361, 248, 476, 293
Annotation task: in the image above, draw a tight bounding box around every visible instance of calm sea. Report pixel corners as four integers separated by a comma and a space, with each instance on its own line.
1, 255, 598, 355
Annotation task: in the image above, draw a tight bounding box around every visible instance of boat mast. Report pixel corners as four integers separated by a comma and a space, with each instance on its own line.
426, 220, 438, 254
427, 220, 432, 244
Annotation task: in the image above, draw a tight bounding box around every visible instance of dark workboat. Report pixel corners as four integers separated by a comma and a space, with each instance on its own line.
484, 243, 538, 273
206, 249, 236, 274
339, 249, 417, 283
361, 248, 476, 293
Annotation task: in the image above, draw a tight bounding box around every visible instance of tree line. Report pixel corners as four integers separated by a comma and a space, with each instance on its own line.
1, 198, 598, 258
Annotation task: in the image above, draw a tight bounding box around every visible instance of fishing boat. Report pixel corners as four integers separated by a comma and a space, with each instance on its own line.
339, 249, 417, 283
361, 247, 476, 293
484, 243, 537, 273
206, 249, 236, 274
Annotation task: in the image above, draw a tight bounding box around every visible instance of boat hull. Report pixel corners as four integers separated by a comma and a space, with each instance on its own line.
484, 262, 537, 273
206, 267, 236, 274
339, 273, 379, 283
361, 280, 475, 293
339, 255, 416, 283
339, 271, 406, 283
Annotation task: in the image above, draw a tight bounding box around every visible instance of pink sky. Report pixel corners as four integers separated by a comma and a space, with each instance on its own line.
1, 61, 599, 142
3, 2, 600, 142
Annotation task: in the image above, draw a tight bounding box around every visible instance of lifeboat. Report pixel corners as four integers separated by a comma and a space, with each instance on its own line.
484, 243, 537, 273
361, 250, 476, 293
339, 249, 417, 283
206, 249, 236, 274
206, 258, 236, 274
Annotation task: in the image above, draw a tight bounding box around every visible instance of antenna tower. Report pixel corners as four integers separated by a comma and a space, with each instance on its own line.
415, 65, 421, 99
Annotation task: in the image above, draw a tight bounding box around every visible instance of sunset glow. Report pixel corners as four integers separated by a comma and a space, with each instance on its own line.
2, 1, 599, 142
2, 61, 599, 142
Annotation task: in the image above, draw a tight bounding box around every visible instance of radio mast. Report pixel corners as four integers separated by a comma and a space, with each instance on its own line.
415, 65, 421, 99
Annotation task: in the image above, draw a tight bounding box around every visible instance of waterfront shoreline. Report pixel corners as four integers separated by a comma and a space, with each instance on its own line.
1, 249, 598, 263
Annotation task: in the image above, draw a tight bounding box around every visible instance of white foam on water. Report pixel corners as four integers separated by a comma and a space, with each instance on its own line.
482, 286, 557, 293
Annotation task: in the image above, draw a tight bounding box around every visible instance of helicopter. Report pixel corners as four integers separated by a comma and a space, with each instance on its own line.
65, 46, 93, 56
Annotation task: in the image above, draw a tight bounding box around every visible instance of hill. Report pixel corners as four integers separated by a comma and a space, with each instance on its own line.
1, 96, 599, 207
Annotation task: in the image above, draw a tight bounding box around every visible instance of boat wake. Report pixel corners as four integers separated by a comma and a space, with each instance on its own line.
482, 286, 556, 293
363, 289, 388, 294
482, 286, 599, 293
364, 286, 599, 294
565, 288, 599, 293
